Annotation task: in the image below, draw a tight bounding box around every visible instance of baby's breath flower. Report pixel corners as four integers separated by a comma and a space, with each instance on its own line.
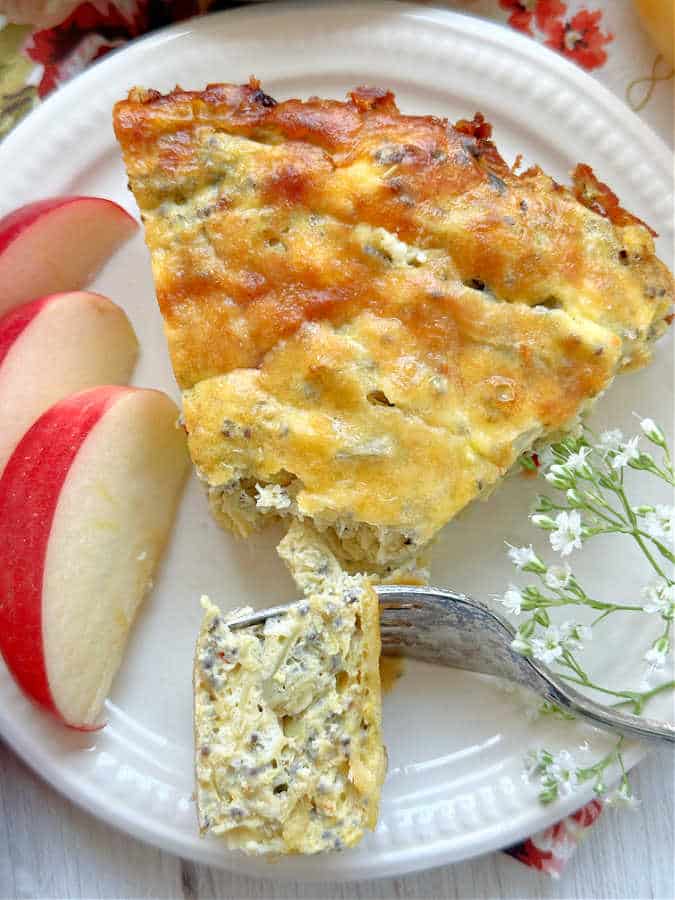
612, 436, 640, 470
642, 512, 666, 540
606, 779, 640, 810
530, 626, 565, 665
521, 620, 591, 666
634, 505, 655, 516
641, 581, 675, 616
498, 585, 524, 615
549, 510, 583, 556
544, 563, 572, 590
526, 749, 579, 800
533, 494, 555, 513
531, 513, 556, 530
566, 446, 593, 477
508, 418, 674, 806
566, 488, 584, 507
657, 505, 675, 533
639, 418, 665, 446
644, 640, 669, 671
599, 429, 624, 453
545, 464, 574, 489
506, 544, 546, 573
642, 505, 674, 541
522, 584, 544, 603
559, 621, 591, 652
547, 750, 579, 797
511, 635, 531, 655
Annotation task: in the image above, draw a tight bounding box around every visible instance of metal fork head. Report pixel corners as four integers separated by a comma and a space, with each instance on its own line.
377, 585, 675, 745
227, 585, 675, 744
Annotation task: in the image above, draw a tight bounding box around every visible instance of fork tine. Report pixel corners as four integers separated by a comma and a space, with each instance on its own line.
221, 583, 674, 742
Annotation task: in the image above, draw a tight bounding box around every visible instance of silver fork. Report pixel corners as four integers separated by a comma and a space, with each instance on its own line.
229, 584, 674, 744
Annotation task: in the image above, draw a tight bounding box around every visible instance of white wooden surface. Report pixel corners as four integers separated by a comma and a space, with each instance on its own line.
1, 740, 672, 899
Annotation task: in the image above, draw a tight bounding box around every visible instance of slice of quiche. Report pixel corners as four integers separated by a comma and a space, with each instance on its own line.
193, 524, 386, 854
114, 81, 673, 572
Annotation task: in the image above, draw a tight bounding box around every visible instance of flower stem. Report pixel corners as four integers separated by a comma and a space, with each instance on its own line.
615, 483, 668, 580
612, 680, 675, 715
558, 673, 643, 705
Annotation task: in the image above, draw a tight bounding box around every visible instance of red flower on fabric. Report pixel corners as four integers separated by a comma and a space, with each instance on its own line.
25, 1, 151, 96
499, 0, 537, 36
534, 0, 567, 31
23, 1, 207, 97
505, 799, 604, 876
504, 836, 556, 873
499, 0, 566, 36
571, 798, 603, 828
544, 8, 613, 70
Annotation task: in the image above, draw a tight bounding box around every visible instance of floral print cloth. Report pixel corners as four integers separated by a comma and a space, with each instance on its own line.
449, 0, 673, 144
0, 0, 671, 879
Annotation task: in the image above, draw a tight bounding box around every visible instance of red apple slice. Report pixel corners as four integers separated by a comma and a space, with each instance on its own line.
0, 291, 138, 474
0, 197, 138, 315
0, 386, 189, 729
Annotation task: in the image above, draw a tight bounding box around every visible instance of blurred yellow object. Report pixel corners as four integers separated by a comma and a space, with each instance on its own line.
633, 0, 674, 68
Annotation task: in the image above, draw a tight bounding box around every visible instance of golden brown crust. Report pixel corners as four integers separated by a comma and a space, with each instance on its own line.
571, 163, 657, 236
114, 80, 673, 565
114, 80, 671, 390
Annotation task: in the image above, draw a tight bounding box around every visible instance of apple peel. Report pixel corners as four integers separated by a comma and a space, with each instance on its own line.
0, 291, 138, 474
0, 386, 189, 729
0, 197, 138, 316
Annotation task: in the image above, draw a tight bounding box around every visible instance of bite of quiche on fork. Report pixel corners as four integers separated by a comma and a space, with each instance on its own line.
114, 80, 673, 575
193, 522, 386, 855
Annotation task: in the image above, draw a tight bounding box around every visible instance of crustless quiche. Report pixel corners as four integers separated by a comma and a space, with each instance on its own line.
194, 523, 386, 854
114, 81, 673, 573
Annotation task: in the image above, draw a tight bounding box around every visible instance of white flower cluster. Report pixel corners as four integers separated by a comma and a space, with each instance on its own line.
642, 580, 675, 618
644, 637, 671, 673
525, 744, 634, 807
544, 563, 572, 590
638, 417, 666, 445
638, 504, 675, 542
506, 544, 547, 572
512, 621, 591, 665
605, 779, 640, 810
598, 429, 641, 468
511, 418, 673, 806
531, 510, 584, 557
525, 749, 579, 799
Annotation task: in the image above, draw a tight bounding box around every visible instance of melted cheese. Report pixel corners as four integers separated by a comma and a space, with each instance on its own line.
114, 82, 673, 567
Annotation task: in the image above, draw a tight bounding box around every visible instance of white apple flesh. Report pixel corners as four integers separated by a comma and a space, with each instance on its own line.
0, 386, 189, 729
0, 197, 138, 316
0, 291, 138, 474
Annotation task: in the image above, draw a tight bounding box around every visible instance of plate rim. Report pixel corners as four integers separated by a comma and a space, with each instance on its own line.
1, 0, 672, 192
0, 0, 669, 880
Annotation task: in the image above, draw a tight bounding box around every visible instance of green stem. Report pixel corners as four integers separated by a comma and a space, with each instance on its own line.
635, 532, 675, 563
586, 523, 675, 564
533, 597, 642, 613
615, 483, 668, 580
561, 650, 589, 681
577, 736, 624, 782
612, 680, 675, 715
591, 608, 614, 627
558, 673, 642, 704
580, 495, 627, 529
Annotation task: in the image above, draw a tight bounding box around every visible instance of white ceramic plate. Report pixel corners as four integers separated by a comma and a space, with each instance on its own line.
0, 0, 672, 882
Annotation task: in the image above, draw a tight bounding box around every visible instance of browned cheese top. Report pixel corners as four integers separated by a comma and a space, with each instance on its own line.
114, 82, 673, 543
